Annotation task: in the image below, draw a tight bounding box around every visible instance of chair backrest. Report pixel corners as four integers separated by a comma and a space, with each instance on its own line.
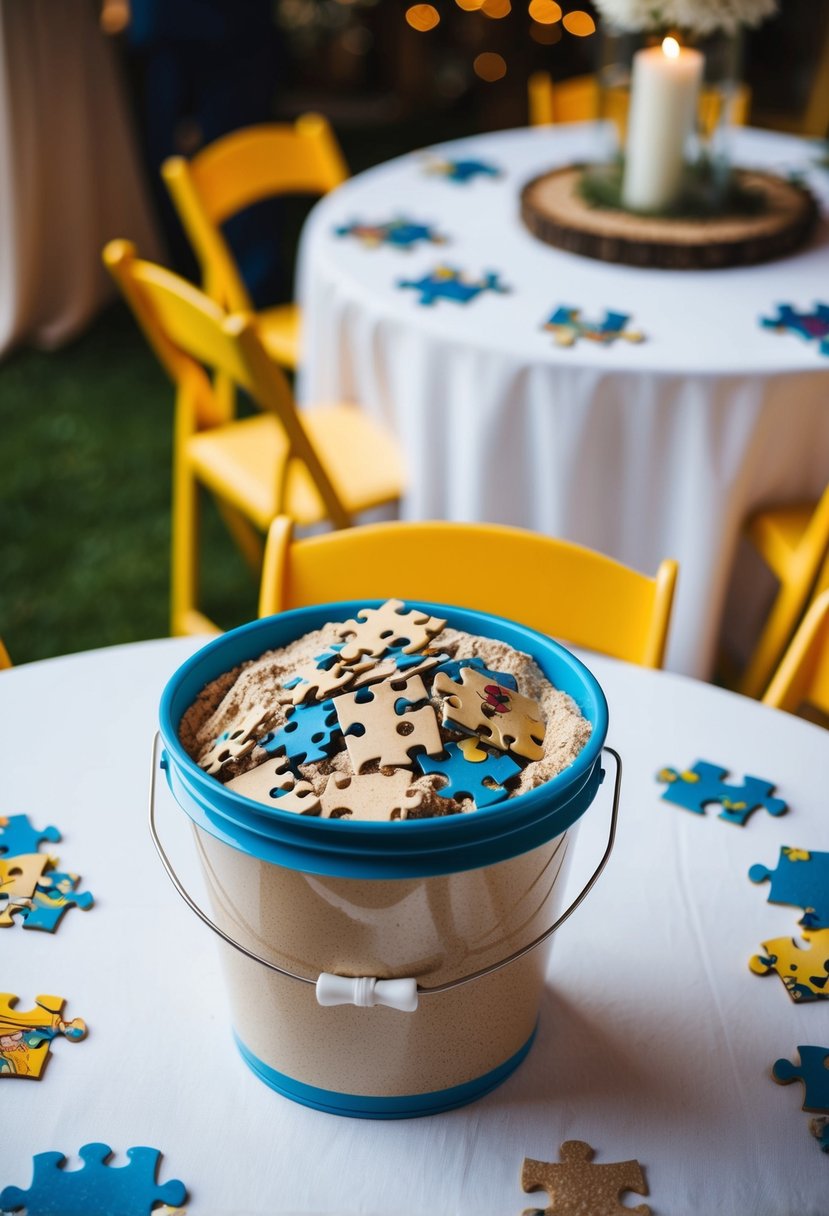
102, 240, 352, 526
259, 518, 678, 669
527, 69, 750, 128
763, 588, 829, 716
162, 114, 348, 312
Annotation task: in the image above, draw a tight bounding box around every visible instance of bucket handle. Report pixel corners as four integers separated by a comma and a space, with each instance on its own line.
149, 733, 621, 1005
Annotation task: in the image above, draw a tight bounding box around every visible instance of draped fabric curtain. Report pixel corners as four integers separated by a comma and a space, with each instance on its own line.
0, 0, 160, 358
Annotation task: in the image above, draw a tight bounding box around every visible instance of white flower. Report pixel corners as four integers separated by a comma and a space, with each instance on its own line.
593, 0, 778, 34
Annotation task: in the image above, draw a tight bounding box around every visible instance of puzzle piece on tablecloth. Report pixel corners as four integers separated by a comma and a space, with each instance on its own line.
749, 928, 829, 1002
656, 761, 787, 825
544, 307, 645, 348
225, 756, 298, 806
0, 853, 53, 899
434, 655, 518, 690
399, 265, 509, 307
335, 217, 447, 249
760, 303, 829, 356
320, 771, 424, 821
810, 1115, 829, 1152
749, 847, 829, 928
415, 738, 522, 808
335, 673, 443, 772
0, 993, 87, 1079
0, 814, 61, 857
423, 156, 502, 183
199, 705, 273, 774
0, 1144, 187, 1216
0, 896, 31, 926
522, 1140, 650, 1216
334, 599, 446, 665
260, 699, 342, 766
772, 1046, 829, 1112
433, 667, 545, 762
12, 871, 94, 933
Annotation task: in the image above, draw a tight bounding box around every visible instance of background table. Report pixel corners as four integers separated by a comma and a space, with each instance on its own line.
3, 636, 828, 1214
297, 124, 829, 679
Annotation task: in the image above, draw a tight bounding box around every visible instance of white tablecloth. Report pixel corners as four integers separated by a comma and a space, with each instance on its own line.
3, 636, 828, 1214
297, 125, 829, 679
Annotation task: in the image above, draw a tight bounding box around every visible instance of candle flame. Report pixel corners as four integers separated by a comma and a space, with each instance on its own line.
662, 36, 680, 58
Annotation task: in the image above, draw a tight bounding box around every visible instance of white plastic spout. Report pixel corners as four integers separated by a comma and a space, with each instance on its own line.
315, 973, 419, 1012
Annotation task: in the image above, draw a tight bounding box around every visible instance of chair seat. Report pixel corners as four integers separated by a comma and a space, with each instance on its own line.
746, 503, 814, 577
187, 404, 405, 530
257, 303, 301, 370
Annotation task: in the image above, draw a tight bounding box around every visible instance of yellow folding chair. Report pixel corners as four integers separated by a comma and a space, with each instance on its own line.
0, 638, 12, 670
259, 518, 678, 669
763, 588, 829, 718
162, 114, 348, 375
737, 484, 829, 699
527, 69, 750, 130
103, 241, 404, 638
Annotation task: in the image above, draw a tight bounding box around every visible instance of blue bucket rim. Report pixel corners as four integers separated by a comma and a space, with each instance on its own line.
158, 601, 609, 877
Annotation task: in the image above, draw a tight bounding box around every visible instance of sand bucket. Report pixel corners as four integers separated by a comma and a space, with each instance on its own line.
154, 602, 617, 1119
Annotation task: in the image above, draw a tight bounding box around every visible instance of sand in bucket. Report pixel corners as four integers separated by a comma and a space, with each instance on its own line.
156, 602, 613, 1118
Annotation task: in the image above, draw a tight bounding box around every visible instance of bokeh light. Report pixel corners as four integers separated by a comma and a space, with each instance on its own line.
528, 0, 562, 23
406, 4, 440, 31
473, 51, 508, 80
481, 0, 512, 18
455, 0, 485, 9
562, 9, 595, 35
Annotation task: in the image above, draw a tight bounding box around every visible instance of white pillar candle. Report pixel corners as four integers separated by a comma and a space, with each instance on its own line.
621, 37, 704, 212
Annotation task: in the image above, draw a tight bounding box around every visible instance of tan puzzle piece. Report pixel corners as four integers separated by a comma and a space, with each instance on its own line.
280, 654, 378, 705
335, 673, 443, 772
0, 898, 31, 927
321, 772, 424, 821
0, 855, 52, 899
350, 652, 443, 691
270, 781, 322, 816
433, 668, 546, 762
522, 1140, 650, 1216
200, 705, 272, 774
226, 757, 296, 806
334, 599, 446, 665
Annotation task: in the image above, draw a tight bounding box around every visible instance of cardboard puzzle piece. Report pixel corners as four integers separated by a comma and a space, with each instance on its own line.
656, 761, 788, 826
334, 600, 446, 664
760, 303, 829, 355
415, 738, 522, 808
522, 1140, 650, 1216
320, 771, 424, 821
271, 781, 322, 816
0, 993, 87, 1080
0, 814, 61, 857
0, 1144, 187, 1216
225, 756, 298, 806
434, 655, 518, 690
749, 847, 829, 928
810, 1115, 829, 1152
544, 307, 645, 348
433, 668, 545, 762
749, 928, 829, 1002
260, 699, 342, 766
0, 853, 53, 899
399, 265, 509, 307
0, 896, 31, 927
199, 705, 272, 774
334, 217, 447, 249
423, 156, 502, 183
772, 1045, 829, 1112
335, 673, 443, 771
351, 651, 444, 691
281, 657, 361, 705
14, 871, 94, 933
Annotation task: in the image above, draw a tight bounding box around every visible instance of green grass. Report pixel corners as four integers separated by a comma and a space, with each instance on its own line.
0, 303, 257, 664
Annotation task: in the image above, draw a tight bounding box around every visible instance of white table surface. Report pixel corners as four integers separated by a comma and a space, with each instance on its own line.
3, 636, 828, 1214
296, 124, 829, 680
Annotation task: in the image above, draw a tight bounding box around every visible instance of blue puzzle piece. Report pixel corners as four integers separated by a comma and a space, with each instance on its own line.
434, 656, 518, 691
415, 740, 521, 808
259, 700, 341, 766
761, 303, 829, 355
19, 872, 94, 933
544, 306, 644, 347
426, 158, 501, 183
749, 847, 829, 928
773, 1046, 829, 1112
398, 265, 509, 307
656, 761, 788, 826
383, 645, 449, 674
334, 218, 446, 249
0, 1143, 187, 1216
0, 814, 61, 857
314, 644, 345, 670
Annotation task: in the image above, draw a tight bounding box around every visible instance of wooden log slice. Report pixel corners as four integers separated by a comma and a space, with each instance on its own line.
520, 166, 820, 270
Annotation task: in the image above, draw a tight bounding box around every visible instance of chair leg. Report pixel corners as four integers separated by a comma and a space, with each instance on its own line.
171, 453, 200, 637
738, 575, 816, 699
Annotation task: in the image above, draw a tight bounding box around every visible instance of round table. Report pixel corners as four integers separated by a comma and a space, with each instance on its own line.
3, 637, 828, 1214
297, 124, 829, 679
